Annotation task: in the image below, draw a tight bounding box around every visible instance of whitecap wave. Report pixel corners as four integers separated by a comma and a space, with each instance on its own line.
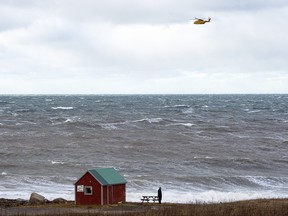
247, 110, 262, 113
51, 107, 74, 110
183, 108, 194, 114
100, 123, 118, 130
50, 160, 65, 165
168, 123, 194, 127
64, 118, 73, 123
164, 104, 190, 108
137, 118, 163, 123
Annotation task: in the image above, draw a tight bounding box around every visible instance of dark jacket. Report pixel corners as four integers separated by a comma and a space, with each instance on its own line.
158, 188, 162, 200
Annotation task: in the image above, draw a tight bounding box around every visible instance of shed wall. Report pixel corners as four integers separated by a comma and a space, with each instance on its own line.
110, 184, 126, 204
75, 172, 102, 205
75, 171, 126, 205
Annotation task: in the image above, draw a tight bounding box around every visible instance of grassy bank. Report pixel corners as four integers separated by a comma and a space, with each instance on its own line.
1, 199, 288, 216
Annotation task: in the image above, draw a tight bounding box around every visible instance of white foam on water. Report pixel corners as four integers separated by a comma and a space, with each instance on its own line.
64, 118, 73, 123
51, 107, 74, 110
0, 184, 74, 201
100, 123, 118, 130
135, 118, 163, 123
0, 182, 73, 200
127, 189, 288, 204
168, 123, 194, 127
50, 160, 66, 165
0, 175, 74, 200
183, 108, 194, 114
1, 177, 287, 203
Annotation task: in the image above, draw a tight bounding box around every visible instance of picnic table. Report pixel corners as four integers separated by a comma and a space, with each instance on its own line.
141, 196, 159, 203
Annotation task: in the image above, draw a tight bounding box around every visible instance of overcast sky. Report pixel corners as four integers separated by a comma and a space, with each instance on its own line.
0, 0, 287, 94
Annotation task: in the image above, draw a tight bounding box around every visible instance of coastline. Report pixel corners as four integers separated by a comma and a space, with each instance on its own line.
1, 198, 287, 216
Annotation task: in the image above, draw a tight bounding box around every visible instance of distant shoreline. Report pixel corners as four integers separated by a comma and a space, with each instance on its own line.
1, 198, 288, 216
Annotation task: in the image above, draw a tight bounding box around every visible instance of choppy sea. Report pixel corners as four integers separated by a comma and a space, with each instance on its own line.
0, 95, 287, 203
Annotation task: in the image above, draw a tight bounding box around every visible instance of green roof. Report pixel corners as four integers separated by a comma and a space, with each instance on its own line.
88, 168, 127, 185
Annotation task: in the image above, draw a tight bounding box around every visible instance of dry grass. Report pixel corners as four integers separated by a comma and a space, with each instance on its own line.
1, 199, 288, 216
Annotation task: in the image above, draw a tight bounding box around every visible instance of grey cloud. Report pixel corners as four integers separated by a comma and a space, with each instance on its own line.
0, 0, 288, 94
3, 0, 286, 25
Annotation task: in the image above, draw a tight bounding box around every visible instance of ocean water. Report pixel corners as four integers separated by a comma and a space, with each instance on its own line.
0, 94, 287, 203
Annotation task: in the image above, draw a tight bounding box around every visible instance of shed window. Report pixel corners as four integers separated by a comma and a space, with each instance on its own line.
84, 186, 92, 195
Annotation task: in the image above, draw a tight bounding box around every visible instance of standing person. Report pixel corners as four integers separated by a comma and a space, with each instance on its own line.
158, 187, 162, 204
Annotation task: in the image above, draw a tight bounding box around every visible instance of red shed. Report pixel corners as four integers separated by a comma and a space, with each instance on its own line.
74, 168, 127, 205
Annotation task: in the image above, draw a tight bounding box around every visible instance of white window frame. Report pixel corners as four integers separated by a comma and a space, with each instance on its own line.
84, 186, 93, 195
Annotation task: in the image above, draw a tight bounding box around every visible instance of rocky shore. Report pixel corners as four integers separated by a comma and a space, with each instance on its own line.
0, 194, 164, 216
0, 193, 68, 207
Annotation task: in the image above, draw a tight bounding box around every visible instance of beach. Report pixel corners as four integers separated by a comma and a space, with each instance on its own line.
1, 198, 288, 216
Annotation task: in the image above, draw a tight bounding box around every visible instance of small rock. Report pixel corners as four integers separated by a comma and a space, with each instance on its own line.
52, 198, 67, 204
16, 198, 28, 205
29, 192, 46, 204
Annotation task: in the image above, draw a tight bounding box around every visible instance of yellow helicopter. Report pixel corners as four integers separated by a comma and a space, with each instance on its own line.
194, 17, 211, 24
